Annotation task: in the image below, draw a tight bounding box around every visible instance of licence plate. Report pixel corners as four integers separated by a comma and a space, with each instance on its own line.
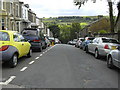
111, 46, 117, 50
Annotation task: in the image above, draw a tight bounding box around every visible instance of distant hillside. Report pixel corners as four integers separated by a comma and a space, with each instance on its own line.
42, 16, 109, 26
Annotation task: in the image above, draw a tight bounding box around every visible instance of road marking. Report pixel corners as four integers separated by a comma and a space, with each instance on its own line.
0, 76, 16, 85
45, 50, 47, 53
29, 61, 35, 65
35, 57, 39, 60
40, 54, 43, 57
20, 67, 27, 72
43, 52, 45, 54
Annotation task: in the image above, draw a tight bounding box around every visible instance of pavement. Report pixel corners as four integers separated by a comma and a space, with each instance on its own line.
1, 44, 119, 89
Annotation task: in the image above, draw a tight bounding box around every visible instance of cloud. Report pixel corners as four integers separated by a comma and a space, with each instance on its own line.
21, 0, 119, 18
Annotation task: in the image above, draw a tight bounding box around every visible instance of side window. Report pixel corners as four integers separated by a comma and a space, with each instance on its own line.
0, 32, 10, 41
96, 38, 99, 43
13, 34, 20, 42
93, 38, 97, 43
19, 35, 26, 42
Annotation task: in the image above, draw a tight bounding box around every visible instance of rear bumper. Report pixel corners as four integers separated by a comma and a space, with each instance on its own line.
30, 42, 42, 50
0, 51, 13, 61
0, 46, 18, 62
99, 49, 111, 56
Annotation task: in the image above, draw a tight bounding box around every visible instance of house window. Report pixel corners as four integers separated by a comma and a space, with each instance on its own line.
10, 2, 14, 15
16, 22, 19, 32
2, 19, 5, 30
16, 4, 19, 17
25, 9, 26, 18
3, 2, 6, 10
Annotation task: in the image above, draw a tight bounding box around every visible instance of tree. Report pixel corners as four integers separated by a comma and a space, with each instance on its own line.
48, 24, 60, 38
99, 30, 108, 34
117, 1, 120, 41
59, 25, 71, 43
74, 0, 115, 33
70, 23, 81, 40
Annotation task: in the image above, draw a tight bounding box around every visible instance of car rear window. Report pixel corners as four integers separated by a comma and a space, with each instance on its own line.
48, 37, 54, 40
81, 39, 84, 41
88, 38, 94, 40
73, 39, 77, 42
22, 30, 37, 36
0, 32, 10, 41
102, 38, 119, 44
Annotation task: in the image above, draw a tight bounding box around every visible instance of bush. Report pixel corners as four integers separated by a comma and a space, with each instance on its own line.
99, 30, 107, 34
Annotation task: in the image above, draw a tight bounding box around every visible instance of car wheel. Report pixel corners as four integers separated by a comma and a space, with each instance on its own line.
107, 56, 114, 69
9, 54, 18, 68
95, 50, 99, 59
80, 46, 82, 49
39, 46, 42, 52
27, 49, 32, 58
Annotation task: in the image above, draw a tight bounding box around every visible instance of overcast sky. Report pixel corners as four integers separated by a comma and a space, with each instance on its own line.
21, 0, 119, 18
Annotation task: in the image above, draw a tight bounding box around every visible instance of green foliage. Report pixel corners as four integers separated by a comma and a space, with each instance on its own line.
70, 23, 81, 40
48, 24, 60, 38
42, 16, 104, 25
99, 30, 108, 34
80, 22, 88, 29
74, 0, 115, 33
59, 25, 71, 43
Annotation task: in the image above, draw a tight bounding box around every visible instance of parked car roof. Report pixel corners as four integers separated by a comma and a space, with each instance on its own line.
0, 30, 17, 33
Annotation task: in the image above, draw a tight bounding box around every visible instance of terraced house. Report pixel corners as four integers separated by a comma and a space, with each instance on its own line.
0, 0, 21, 31
0, 0, 48, 35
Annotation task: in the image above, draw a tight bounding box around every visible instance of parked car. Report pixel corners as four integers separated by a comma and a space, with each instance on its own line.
72, 39, 77, 45
22, 28, 46, 51
45, 37, 50, 47
48, 37, 55, 45
86, 37, 120, 59
55, 38, 61, 44
0, 30, 32, 68
75, 38, 84, 48
67, 41, 73, 45
107, 45, 120, 69
80, 37, 94, 50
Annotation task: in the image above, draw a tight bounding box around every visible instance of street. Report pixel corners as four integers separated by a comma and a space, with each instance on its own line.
1, 44, 119, 88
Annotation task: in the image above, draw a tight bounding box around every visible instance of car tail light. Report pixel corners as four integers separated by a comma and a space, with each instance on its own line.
0, 45, 9, 51
33, 39, 41, 42
52, 40, 54, 42
104, 44, 109, 49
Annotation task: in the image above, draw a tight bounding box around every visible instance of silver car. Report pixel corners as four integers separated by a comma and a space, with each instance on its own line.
86, 37, 120, 59
75, 38, 84, 48
107, 46, 120, 69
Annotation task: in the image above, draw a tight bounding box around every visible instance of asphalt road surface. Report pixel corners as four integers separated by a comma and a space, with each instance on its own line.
1, 44, 119, 88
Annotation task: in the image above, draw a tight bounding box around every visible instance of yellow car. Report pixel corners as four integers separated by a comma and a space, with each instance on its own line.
0, 30, 32, 68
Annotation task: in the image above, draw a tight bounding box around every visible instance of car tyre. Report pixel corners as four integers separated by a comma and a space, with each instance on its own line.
80, 46, 82, 49
9, 54, 18, 68
95, 50, 99, 59
27, 49, 32, 57
107, 56, 114, 69
39, 46, 42, 52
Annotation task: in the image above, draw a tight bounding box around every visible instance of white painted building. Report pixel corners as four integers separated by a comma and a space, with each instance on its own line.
22, 4, 29, 21
20, 3, 31, 32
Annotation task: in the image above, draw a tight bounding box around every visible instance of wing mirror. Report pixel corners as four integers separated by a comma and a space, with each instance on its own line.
27, 40, 31, 42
